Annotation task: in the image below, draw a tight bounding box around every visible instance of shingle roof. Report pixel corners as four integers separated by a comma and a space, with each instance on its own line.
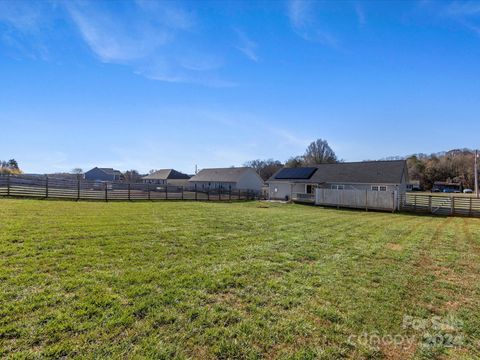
189, 167, 254, 183
97, 168, 122, 176
142, 169, 191, 180
267, 160, 407, 184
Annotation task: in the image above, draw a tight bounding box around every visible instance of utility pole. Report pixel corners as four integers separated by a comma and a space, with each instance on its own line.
475, 149, 479, 198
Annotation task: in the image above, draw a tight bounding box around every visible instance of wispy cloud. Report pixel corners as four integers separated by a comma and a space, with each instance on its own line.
0, 0, 233, 86
234, 29, 259, 62
286, 0, 337, 46
62, 1, 230, 86
443, 1, 480, 17
423, 1, 480, 38
0, 1, 52, 60
354, 2, 366, 27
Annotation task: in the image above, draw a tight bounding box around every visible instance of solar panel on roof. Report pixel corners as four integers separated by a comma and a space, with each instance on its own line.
274, 167, 317, 180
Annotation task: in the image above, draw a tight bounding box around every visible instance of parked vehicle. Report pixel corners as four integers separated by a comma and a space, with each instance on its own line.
464, 189, 473, 194
432, 188, 440, 193
442, 188, 454, 193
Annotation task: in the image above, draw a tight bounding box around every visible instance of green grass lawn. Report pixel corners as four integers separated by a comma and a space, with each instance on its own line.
1, 199, 480, 359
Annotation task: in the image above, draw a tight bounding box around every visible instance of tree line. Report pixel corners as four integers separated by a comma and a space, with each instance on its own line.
407, 149, 477, 190
0, 159, 21, 175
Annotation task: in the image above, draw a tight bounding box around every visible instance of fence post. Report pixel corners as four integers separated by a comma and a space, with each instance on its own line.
195, 184, 197, 201
414, 195, 417, 212
77, 177, 80, 201
469, 197, 473, 217
365, 189, 368, 211
428, 196, 432, 213
207, 189, 210, 201
392, 191, 395, 212
45, 175, 49, 199
229, 186, 231, 201
7, 174, 10, 196
128, 183, 131, 201
147, 184, 151, 201
219, 188, 221, 201
181, 186, 184, 200
239, 189, 241, 200
165, 185, 168, 200
451, 196, 455, 215
104, 182, 108, 202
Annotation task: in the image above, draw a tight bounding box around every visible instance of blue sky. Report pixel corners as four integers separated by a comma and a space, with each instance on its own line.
1, 0, 480, 174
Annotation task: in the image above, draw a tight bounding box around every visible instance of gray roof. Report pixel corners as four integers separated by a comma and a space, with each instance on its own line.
93, 167, 122, 176
142, 169, 190, 180
268, 160, 407, 184
189, 167, 254, 183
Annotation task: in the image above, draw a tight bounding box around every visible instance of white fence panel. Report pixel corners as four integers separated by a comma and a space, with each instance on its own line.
315, 188, 397, 211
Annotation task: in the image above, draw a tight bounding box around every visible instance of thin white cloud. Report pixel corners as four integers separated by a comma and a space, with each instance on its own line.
443, 1, 480, 17
235, 29, 259, 62
0, 0, 232, 87
286, 0, 337, 46
435, 1, 480, 38
354, 2, 366, 27
0, 1, 53, 60
65, 2, 170, 63
0, 1, 44, 31
63, 1, 232, 86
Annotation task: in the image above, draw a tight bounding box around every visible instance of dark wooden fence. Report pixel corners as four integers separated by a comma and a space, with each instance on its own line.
0, 174, 261, 202
399, 193, 480, 217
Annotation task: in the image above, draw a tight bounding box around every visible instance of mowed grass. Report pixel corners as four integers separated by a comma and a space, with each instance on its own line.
1, 199, 480, 359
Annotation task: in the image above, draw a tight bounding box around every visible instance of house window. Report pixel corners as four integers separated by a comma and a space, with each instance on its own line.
371, 186, 387, 191
379, 186, 387, 191
306, 185, 313, 194
371, 186, 379, 191
331, 185, 344, 190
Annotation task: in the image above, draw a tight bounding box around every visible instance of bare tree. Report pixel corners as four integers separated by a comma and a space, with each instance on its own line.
285, 156, 304, 168
303, 139, 337, 165
72, 168, 83, 175
124, 170, 142, 183
244, 159, 283, 180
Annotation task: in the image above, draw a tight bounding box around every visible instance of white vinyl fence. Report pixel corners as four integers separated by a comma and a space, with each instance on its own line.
315, 188, 398, 212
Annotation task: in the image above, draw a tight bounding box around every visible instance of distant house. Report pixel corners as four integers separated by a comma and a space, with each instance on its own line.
407, 180, 421, 191
266, 160, 409, 200
84, 167, 123, 182
142, 169, 191, 186
188, 167, 263, 192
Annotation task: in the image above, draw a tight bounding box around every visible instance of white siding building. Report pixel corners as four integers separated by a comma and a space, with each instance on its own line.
188, 167, 263, 192
267, 160, 409, 200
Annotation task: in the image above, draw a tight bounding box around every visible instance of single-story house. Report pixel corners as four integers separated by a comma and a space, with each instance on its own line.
84, 167, 123, 182
266, 160, 409, 200
142, 169, 191, 186
188, 167, 263, 192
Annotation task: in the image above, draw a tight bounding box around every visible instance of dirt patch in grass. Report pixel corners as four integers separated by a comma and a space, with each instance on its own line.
386, 243, 403, 251
379, 341, 417, 360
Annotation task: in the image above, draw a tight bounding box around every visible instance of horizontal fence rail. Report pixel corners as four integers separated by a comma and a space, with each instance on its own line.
399, 193, 480, 217
0, 174, 261, 202
291, 188, 480, 218
313, 188, 398, 212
